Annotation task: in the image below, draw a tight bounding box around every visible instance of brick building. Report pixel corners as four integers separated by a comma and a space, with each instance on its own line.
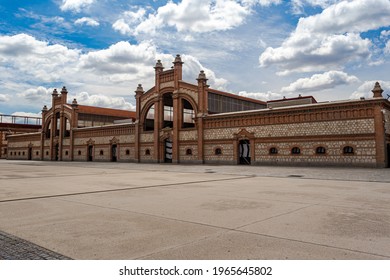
6, 55, 390, 167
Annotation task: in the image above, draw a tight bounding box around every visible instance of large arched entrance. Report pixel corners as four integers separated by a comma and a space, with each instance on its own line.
239, 139, 251, 165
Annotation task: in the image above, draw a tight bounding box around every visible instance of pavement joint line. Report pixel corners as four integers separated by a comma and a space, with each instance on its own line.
0, 175, 253, 204
53, 197, 390, 260
234, 203, 319, 230
2, 161, 390, 183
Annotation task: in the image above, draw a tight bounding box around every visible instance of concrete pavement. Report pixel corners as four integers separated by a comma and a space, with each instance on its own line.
0, 160, 389, 259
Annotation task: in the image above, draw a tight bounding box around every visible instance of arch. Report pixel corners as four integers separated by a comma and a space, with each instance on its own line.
44, 119, 52, 139
315, 146, 326, 155
163, 93, 174, 128
291, 147, 301, 155
143, 104, 155, 131
343, 145, 354, 155
64, 117, 71, 137
214, 147, 222, 155
269, 147, 278, 155
182, 97, 196, 128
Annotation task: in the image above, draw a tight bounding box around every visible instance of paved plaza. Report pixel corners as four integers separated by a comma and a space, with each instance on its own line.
0, 160, 389, 260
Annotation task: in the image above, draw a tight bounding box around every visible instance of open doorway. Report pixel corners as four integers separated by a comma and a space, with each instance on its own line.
54, 144, 59, 161
111, 144, 117, 162
239, 139, 251, 165
28, 147, 32, 160
88, 145, 93, 161
387, 143, 390, 168
164, 139, 172, 163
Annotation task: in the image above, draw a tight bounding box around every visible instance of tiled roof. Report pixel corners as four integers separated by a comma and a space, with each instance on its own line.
75, 105, 136, 119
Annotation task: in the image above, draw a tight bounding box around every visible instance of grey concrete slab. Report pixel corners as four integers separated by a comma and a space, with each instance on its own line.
0, 160, 389, 259
139, 231, 386, 260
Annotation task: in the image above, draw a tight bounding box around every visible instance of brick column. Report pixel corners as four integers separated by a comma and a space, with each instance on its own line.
374, 104, 386, 168
172, 92, 180, 163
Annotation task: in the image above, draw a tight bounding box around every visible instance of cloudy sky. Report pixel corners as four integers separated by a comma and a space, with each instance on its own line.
1, 0, 390, 116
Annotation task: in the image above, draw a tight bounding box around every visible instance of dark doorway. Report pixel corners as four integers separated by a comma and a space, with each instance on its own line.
28, 147, 32, 160
387, 144, 390, 168
239, 139, 251, 165
54, 144, 59, 161
88, 145, 93, 161
111, 144, 117, 162
164, 139, 172, 163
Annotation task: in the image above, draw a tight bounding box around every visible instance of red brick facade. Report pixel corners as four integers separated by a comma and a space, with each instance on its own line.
6, 56, 390, 168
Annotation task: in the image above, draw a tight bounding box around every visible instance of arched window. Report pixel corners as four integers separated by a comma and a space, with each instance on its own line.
46, 151, 49, 156
78, 150, 81, 156
36, 151, 39, 156
145, 149, 151, 155
186, 148, 192, 155
291, 147, 301, 154
99, 150, 104, 155
45, 120, 51, 139
343, 146, 354, 154
65, 151, 69, 156
316, 146, 326, 154
144, 105, 155, 131
64, 118, 71, 137
125, 149, 130, 155
182, 99, 195, 128
269, 147, 278, 155
55, 112, 60, 136
215, 148, 222, 155
163, 93, 173, 128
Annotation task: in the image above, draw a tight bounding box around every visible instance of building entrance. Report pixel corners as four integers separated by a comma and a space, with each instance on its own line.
387, 144, 390, 168
54, 144, 59, 161
88, 145, 93, 161
111, 144, 117, 162
239, 139, 251, 165
28, 147, 32, 160
164, 139, 172, 163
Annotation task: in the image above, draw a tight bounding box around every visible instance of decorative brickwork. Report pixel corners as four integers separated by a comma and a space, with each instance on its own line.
5, 57, 390, 168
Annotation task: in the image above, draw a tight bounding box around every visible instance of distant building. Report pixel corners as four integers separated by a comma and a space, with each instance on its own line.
6, 55, 390, 167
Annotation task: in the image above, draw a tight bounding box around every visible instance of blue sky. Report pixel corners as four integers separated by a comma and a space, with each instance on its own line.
0, 0, 390, 116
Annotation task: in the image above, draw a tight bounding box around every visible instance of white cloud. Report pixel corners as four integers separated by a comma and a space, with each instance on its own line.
118, 0, 250, 35
281, 71, 359, 93
78, 40, 157, 82
238, 91, 282, 101
11, 112, 42, 118
385, 41, 390, 54
71, 92, 135, 111
0, 34, 228, 113
259, 0, 390, 75
0, 34, 80, 82
242, 0, 282, 7
112, 9, 146, 36
350, 80, 390, 99
0, 94, 10, 102
17, 86, 52, 102
380, 30, 390, 39
60, 0, 95, 12
74, 17, 99, 27
291, 0, 341, 14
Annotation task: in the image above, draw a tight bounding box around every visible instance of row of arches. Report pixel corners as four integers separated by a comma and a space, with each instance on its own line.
44, 112, 71, 139
144, 93, 195, 131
